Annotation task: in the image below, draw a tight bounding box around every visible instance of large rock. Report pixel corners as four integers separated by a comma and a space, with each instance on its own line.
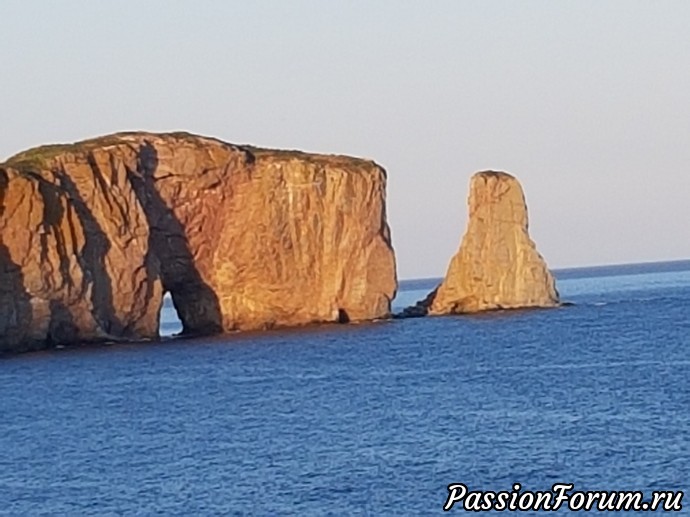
0, 132, 397, 352
414, 171, 558, 316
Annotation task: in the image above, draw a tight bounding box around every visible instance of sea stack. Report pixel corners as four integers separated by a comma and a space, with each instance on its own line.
414, 171, 558, 315
0, 132, 397, 353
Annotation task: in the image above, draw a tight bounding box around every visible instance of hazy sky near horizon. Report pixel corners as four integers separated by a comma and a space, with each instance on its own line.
2, 1, 689, 279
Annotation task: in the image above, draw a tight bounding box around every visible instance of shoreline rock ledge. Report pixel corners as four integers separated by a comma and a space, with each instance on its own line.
404, 170, 559, 317
0, 132, 397, 353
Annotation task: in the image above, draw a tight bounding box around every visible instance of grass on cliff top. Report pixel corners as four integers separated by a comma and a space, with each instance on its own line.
2, 134, 140, 171
240, 144, 376, 168
2, 131, 377, 171
5, 143, 86, 171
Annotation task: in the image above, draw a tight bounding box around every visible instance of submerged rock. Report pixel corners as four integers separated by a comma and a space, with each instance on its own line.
0, 132, 397, 352
411, 171, 558, 316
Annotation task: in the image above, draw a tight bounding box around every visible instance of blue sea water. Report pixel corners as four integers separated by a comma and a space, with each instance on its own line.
1, 261, 689, 515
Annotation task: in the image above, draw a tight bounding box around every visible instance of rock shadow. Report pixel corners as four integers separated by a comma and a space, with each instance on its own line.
46, 299, 80, 346
0, 243, 34, 353
0, 169, 34, 353
54, 167, 123, 336
128, 142, 223, 336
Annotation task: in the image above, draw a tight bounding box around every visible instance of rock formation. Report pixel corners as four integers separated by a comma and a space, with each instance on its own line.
407, 171, 558, 316
0, 132, 397, 353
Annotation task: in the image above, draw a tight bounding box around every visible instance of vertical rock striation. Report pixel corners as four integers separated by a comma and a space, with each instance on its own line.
411, 171, 558, 316
0, 132, 397, 353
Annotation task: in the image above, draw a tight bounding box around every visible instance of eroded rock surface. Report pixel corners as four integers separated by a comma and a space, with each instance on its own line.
410, 171, 558, 316
0, 133, 396, 352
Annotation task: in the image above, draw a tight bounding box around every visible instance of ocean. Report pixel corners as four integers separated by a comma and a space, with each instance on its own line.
1, 261, 689, 515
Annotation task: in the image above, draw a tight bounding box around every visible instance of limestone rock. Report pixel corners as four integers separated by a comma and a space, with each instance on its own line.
0, 132, 397, 352
422, 171, 558, 315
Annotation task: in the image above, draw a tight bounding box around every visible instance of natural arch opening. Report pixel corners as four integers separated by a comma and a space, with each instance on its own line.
128, 142, 224, 338
159, 292, 183, 337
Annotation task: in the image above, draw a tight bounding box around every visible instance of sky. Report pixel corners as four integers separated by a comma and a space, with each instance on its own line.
1, 1, 689, 279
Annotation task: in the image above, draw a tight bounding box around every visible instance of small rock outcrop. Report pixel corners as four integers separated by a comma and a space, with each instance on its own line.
409, 171, 558, 316
0, 132, 397, 353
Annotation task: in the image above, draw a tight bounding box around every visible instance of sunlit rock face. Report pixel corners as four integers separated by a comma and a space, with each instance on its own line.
412, 171, 558, 316
0, 132, 397, 352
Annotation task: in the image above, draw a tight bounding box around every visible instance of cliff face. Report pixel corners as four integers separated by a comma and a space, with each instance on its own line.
0, 133, 396, 352
420, 171, 558, 315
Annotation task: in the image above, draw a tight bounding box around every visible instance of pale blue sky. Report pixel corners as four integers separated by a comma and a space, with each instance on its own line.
2, 1, 689, 279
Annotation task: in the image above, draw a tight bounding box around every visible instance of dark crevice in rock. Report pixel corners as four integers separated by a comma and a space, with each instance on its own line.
337, 309, 350, 324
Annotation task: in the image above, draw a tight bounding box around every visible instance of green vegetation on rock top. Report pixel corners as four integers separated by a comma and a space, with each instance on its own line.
2, 131, 377, 172
240, 145, 374, 168
2, 134, 138, 171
